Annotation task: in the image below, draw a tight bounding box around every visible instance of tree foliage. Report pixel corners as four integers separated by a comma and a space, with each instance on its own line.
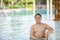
3, 0, 33, 9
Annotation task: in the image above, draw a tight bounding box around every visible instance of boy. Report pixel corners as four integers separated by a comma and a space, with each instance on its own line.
30, 14, 54, 40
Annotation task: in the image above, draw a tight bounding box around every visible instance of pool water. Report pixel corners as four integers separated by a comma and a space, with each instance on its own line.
0, 9, 60, 40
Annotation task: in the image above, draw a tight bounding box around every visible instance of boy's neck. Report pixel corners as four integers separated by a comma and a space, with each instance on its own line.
36, 22, 41, 24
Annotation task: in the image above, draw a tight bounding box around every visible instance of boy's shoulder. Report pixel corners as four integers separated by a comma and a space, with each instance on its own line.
31, 24, 36, 28
42, 23, 48, 27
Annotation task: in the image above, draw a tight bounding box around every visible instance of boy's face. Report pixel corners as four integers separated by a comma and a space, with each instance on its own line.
35, 15, 42, 23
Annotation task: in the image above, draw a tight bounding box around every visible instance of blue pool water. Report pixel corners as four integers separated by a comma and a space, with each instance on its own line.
0, 9, 60, 40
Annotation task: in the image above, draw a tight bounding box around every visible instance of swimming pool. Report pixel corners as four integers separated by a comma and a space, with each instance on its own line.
0, 9, 56, 40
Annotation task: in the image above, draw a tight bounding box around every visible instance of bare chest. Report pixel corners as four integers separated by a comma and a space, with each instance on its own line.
33, 25, 46, 32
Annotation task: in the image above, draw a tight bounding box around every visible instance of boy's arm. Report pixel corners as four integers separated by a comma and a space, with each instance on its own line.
45, 24, 54, 34
45, 31, 49, 40
30, 25, 36, 39
44, 24, 54, 40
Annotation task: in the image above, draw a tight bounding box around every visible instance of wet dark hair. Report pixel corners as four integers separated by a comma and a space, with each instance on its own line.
34, 13, 42, 17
